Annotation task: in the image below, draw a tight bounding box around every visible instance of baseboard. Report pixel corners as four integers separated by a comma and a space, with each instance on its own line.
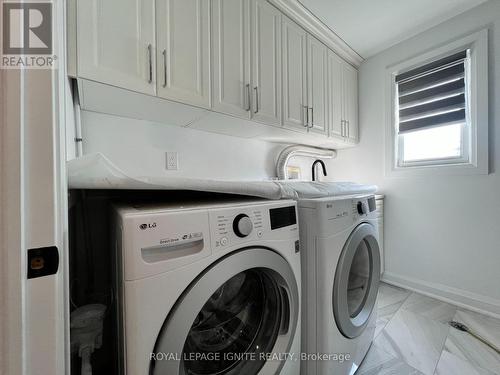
382, 272, 500, 320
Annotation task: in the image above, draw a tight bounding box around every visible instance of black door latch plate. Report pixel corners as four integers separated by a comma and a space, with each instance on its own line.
27, 246, 59, 279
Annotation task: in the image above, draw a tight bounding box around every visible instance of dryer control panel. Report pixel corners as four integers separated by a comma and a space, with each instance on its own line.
209, 201, 298, 251
115, 199, 299, 280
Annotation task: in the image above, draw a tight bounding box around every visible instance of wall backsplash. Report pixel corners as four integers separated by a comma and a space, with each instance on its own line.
80, 110, 333, 182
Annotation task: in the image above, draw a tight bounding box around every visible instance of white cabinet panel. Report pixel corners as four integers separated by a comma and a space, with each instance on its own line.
156, 0, 211, 108
212, 0, 251, 118
251, 0, 282, 126
327, 52, 359, 143
282, 16, 307, 131
77, 0, 156, 95
327, 50, 343, 138
307, 35, 328, 135
343, 63, 359, 142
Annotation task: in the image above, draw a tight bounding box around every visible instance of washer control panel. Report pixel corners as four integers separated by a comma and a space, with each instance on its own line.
209, 201, 298, 250
353, 196, 377, 218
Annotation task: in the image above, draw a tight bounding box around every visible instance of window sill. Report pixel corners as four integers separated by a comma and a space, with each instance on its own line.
386, 161, 489, 177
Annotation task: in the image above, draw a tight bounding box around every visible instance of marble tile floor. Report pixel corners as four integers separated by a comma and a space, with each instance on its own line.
358, 283, 500, 375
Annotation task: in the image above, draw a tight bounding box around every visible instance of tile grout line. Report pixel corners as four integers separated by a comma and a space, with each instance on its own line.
384, 290, 446, 375
374, 287, 413, 340
431, 321, 452, 375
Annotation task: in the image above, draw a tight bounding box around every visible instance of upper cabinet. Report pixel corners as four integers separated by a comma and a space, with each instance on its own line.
307, 35, 328, 136
156, 0, 211, 108
211, 0, 282, 126
327, 50, 358, 143
282, 16, 307, 131
328, 51, 344, 139
212, 0, 251, 118
250, 0, 282, 126
76, 0, 156, 95
70, 0, 360, 147
343, 63, 359, 142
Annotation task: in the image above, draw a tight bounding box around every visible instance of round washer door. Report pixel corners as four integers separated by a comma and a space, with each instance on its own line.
151, 248, 299, 375
333, 223, 380, 339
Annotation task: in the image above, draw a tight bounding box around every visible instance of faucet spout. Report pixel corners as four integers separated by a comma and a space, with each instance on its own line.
312, 159, 327, 182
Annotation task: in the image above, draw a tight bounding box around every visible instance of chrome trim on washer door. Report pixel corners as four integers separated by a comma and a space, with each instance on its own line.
333, 223, 380, 339
150, 248, 299, 375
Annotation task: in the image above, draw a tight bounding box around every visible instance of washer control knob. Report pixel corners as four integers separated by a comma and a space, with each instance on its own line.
233, 214, 253, 238
357, 201, 368, 215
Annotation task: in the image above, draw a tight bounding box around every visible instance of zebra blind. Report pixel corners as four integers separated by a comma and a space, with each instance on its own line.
396, 50, 469, 134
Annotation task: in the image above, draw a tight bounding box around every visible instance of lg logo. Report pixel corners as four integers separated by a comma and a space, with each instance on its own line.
2, 2, 52, 55
140, 223, 157, 230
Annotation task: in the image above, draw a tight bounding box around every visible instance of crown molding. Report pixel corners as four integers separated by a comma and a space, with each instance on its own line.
268, 0, 364, 67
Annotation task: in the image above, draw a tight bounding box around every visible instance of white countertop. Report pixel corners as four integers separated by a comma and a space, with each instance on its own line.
67, 153, 378, 200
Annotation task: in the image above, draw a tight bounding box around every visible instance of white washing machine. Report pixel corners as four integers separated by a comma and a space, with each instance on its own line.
112, 199, 301, 375
298, 194, 381, 375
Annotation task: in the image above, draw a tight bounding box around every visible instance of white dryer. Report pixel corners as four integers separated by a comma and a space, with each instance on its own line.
298, 194, 381, 375
112, 199, 301, 375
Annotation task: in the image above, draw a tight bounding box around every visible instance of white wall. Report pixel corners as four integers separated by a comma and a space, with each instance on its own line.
81, 110, 328, 181
330, 0, 500, 315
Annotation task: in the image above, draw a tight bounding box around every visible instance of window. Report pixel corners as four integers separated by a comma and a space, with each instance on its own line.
386, 30, 488, 176
395, 50, 470, 167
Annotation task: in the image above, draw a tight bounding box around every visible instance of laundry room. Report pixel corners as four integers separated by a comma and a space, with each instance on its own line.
1, 1, 500, 375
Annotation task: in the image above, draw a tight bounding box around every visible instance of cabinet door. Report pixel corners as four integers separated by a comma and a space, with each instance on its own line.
307, 35, 328, 135
212, 0, 251, 118
343, 63, 359, 142
282, 16, 307, 131
327, 50, 343, 139
156, 0, 211, 108
250, 0, 282, 126
77, 0, 156, 95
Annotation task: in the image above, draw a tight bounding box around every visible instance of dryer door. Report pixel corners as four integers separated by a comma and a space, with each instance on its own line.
333, 223, 380, 339
150, 248, 299, 375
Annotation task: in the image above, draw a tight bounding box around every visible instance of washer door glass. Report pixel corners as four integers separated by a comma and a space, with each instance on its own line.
347, 241, 371, 318
183, 269, 281, 375
333, 223, 380, 339
150, 249, 299, 375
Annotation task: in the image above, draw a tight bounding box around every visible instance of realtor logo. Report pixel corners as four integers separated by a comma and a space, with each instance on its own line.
1, 2, 56, 68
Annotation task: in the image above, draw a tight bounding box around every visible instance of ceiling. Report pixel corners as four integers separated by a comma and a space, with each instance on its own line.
298, 0, 489, 58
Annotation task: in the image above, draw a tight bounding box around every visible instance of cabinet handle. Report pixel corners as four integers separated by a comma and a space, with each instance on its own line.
162, 49, 167, 88
254, 87, 259, 113
147, 44, 153, 84
347, 120, 350, 138
246, 84, 251, 111
303, 105, 308, 127
309, 107, 313, 128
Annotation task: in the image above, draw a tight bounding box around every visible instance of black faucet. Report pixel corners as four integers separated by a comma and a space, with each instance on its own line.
312, 159, 327, 182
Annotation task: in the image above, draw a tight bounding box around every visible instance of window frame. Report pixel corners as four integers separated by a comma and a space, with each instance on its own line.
397, 122, 469, 168
385, 29, 489, 176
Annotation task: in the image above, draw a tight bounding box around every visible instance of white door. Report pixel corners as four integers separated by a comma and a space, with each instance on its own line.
212, 0, 251, 118
250, 0, 282, 126
328, 50, 343, 139
307, 35, 328, 135
156, 0, 211, 109
1, 54, 68, 375
282, 16, 307, 131
77, 0, 156, 95
343, 63, 359, 142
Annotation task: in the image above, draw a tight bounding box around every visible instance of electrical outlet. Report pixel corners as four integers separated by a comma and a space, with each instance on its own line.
166, 152, 179, 170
